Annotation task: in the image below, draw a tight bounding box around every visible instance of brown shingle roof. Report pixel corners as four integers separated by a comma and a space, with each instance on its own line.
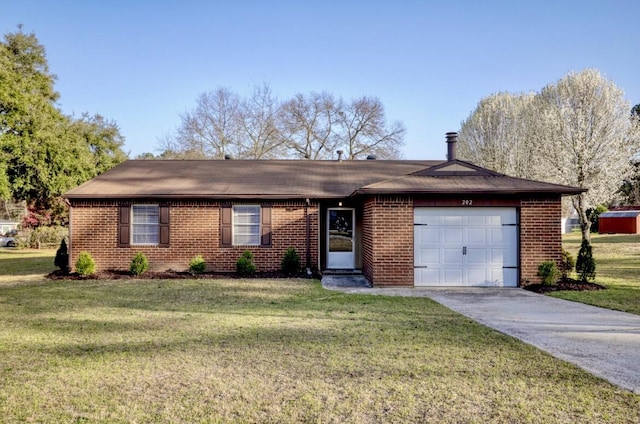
63, 159, 584, 200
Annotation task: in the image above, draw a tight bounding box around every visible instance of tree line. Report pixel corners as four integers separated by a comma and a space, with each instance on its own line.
457, 69, 640, 243
0, 28, 126, 225
148, 84, 406, 161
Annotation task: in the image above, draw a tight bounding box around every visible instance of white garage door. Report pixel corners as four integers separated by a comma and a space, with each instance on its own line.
414, 208, 518, 287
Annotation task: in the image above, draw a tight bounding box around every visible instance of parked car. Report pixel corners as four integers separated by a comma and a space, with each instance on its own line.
1, 230, 17, 247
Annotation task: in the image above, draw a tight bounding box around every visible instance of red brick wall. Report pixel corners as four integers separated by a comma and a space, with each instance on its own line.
362, 195, 563, 288
361, 195, 414, 286
520, 196, 563, 286
69, 200, 319, 273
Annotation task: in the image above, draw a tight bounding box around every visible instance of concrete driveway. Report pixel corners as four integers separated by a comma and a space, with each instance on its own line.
322, 277, 640, 393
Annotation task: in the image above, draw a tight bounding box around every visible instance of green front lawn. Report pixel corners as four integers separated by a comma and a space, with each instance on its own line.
558, 233, 640, 314
1, 269, 639, 422
0, 248, 57, 285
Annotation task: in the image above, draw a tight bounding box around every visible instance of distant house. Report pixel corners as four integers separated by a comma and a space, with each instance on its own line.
599, 210, 640, 234
0, 220, 19, 235
62, 133, 583, 287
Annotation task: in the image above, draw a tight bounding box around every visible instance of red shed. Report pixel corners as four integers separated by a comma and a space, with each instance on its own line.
599, 211, 640, 234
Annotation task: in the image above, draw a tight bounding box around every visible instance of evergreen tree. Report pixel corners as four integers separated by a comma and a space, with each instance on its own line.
0, 28, 126, 222
576, 239, 596, 282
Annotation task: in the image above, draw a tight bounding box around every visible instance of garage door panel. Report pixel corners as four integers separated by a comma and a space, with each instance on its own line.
466, 268, 490, 285
466, 248, 488, 265
443, 248, 463, 264
415, 247, 439, 265
415, 268, 440, 286
466, 215, 488, 225
444, 269, 463, 285
467, 228, 488, 244
441, 216, 462, 225
501, 268, 518, 287
414, 207, 518, 287
491, 226, 517, 243
414, 210, 441, 225
415, 226, 439, 244
444, 228, 463, 243
490, 248, 517, 267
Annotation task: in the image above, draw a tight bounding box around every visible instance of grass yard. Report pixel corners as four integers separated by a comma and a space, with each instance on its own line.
1, 250, 639, 422
558, 233, 640, 314
0, 248, 57, 285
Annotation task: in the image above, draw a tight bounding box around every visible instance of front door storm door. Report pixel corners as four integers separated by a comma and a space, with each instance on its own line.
327, 208, 355, 269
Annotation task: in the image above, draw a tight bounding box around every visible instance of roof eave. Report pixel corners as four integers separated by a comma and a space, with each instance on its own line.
63, 193, 345, 201
351, 188, 587, 196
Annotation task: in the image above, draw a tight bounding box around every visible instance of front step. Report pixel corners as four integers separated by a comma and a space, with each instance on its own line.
322, 269, 363, 276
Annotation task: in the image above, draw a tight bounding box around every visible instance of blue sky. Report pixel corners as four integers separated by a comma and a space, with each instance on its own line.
2, 1, 639, 160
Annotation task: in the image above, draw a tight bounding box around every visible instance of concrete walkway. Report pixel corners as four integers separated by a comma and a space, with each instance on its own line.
322, 277, 640, 393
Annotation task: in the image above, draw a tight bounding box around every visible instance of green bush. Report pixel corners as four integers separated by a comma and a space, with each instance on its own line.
559, 249, 575, 279
586, 205, 607, 233
75, 251, 96, 277
280, 247, 301, 275
28, 225, 68, 248
576, 239, 596, 282
537, 261, 559, 285
54, 238, 70, 272
189, 255, 206, 274
236, 251, 256, 276
129, 252, 149, 276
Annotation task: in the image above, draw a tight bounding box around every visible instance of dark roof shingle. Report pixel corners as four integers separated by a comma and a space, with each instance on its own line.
63, 159, 584, 199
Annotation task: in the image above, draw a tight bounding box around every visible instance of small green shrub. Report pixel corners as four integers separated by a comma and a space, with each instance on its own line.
576, 239, 596, 282
586, 205, 607, 233
537, 261, 559, 285
237, 250, 256, 276
75, 251, 96, 277
130, 252, 149, 276
559, 249, 575, 279
281, 247, 301, 275
189, 255, 206, 274
54, 239, 70, 272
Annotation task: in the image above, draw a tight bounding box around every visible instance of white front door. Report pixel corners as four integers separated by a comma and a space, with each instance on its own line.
327, 208, 355, 269
414, 207, 518, 287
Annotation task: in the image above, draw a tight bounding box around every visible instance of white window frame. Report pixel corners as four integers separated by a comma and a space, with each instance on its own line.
131, 204, 159, 245
232, 205, 261, 246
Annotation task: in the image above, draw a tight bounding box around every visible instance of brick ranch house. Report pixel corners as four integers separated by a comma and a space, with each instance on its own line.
63, 133, 583, 287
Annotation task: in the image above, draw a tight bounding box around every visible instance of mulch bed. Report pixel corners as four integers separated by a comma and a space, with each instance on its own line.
524, 277, 606, 293
47, 269, 316, 281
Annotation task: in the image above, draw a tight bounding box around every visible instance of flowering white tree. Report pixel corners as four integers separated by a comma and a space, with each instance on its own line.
458, 92, 535, 177
458, 69, 640, 243
530, 69, 639, 242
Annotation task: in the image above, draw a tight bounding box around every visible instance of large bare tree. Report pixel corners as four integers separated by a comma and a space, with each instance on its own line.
337, 96, 406, 159
236, 83, 285, 159
279, 92, 340, 159
158, 86, 405, 160
160, 87, 241, 159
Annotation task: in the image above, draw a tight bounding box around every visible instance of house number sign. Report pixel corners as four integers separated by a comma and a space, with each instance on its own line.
461, 199, 473, 206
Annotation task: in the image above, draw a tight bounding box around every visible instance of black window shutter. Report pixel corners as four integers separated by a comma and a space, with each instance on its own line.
159, 204, 170, 247
119, 204, 131, 247
221, 205, 232, 246
261, 205, 272, 247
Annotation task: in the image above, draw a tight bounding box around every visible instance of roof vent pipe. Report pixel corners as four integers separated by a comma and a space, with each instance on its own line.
224, 154, 231, 160
446, 132, 458, 161
336, 150, 344, 162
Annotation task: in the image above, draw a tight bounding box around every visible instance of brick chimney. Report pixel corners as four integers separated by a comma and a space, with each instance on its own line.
446, 132, 458, 161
